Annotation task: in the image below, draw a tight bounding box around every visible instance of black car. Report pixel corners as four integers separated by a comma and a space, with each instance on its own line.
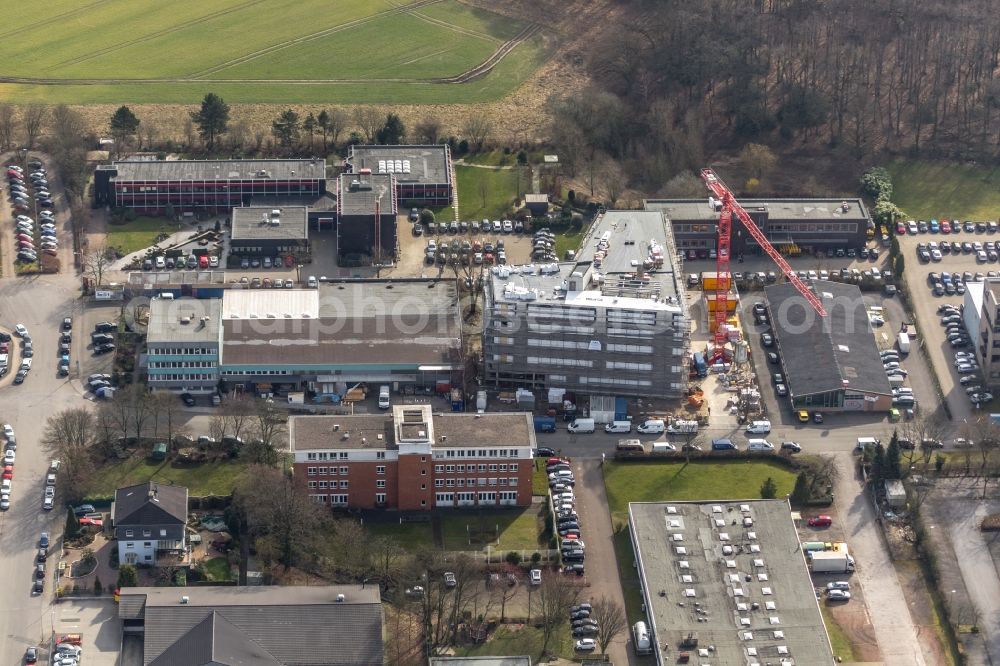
761, 333, 774, 347
94, 343, 115, 355
94, 321, 116, 333
0, 332, 9, 342
563, 564, 585, 576
24, 646, 38, 664
534, 447, 556, 458
31, 580, 43, 595
181, 393, 196, 407
60, 333, 71, 343
91, 333, 114, 345
14, 370, 26, 384
36, 548, 47, 562
781, 441, 802, 453
572, 626, 598, 637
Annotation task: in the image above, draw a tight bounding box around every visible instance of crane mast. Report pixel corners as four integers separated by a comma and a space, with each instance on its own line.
699, 168, 827, 360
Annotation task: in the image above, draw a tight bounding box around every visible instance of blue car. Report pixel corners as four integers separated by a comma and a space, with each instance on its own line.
929, 218, 940, 233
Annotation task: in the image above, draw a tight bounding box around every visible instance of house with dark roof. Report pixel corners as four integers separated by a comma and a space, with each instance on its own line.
112, 482, 188, 566
118, 585, 384, 666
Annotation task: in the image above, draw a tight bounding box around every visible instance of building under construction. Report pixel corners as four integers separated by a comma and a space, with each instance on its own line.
483, 210, 691, 399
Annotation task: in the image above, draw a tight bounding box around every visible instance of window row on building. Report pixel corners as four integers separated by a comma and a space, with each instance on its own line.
148, 347, 215, 355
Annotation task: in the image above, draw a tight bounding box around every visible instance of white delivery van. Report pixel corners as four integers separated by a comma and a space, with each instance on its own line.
898, 331, 911, 354
651, 441, 676, 453
666, 420, 699, 434
604, 420, 632, 434
747, 438, 775, 451
636, 419, 665, 434
745, 420, 772, 434
19, 358, 31, 371
567, 418, 596, 434
887, 375, 906, 387
378, 385, 391, 409
855, 436, 880, 451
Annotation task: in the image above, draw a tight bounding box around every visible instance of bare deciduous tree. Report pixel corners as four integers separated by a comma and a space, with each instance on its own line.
233, 465, 330, 569
354, 107, 384, 143
0, 103, 16, 151
537, 575, 581, 652
84, 245, 114, 287
591, 596, 628, 653
224, 396, 255, 443
413, 116, 443, 145
461, 116, 492, 151
22, 104, 48, 148
41, 408, 96, 501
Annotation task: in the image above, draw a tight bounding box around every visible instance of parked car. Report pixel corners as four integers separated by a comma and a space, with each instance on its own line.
808, 515, 833, 527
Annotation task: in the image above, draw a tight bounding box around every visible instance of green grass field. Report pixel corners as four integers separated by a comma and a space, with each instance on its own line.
456, 165, 524, 220
440, 507, 545, 552
883, 159, 1000, 221
364, 520, 435, 551
86, 457, 248, 500
0, 0, 545, 104
106, 217, 182, 255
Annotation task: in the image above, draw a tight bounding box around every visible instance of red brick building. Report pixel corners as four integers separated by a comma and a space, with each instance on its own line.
290, 405, 536, 511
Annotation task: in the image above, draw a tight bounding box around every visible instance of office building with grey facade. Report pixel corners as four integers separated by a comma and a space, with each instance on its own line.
144, 298, 222, 395
483, 211, 690, 399
645, 197, 870, 259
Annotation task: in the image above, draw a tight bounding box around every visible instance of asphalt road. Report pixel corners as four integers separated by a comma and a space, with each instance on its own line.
0, 273, 91, 661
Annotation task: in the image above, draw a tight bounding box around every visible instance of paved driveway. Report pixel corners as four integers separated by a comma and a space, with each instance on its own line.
833, 453, 927, 665
571, 459, 636, 666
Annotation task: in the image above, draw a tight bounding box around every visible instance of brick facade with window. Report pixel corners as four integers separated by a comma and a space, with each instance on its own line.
290, 406, 535, 511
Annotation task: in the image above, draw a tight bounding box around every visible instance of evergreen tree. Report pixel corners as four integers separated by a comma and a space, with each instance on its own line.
760, 476, 778, 499
190, 93, 230, 151
872, 442, 886, 482
376, 113, 406, 144
271, 109, 300, 149
790, 472, 810, 504
886, 439, 902, 479
109, 106, 140, 150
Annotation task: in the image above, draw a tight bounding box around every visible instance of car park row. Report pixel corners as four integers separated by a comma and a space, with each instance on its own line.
937, 304, 994, 406
424, 228, 558, 267
8, 161, 56, 266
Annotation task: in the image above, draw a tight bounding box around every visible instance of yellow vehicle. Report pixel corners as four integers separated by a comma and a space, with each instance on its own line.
797, 410, 810, 423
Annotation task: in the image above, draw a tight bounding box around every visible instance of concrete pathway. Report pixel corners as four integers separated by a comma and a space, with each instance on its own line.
833, 453, 927, 666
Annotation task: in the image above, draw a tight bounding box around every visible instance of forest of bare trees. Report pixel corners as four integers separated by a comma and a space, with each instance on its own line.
550, 0, 1000, 190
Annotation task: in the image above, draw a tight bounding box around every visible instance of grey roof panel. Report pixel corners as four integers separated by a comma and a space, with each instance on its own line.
231, 206, 309, 242
147, 298, 221, 344
130, 586, 384, 666
346, 145, 451, 184
149, 612, 283, 666
112, 159, 327, 182
765, 280, 892, 397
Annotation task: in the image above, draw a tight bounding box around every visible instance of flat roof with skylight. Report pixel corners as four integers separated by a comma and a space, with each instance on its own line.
231, 206, 308, 241
346, 145, 451, 185
629, 500, 835, 666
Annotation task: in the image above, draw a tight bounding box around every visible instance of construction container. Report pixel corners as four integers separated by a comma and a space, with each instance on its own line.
700, 272, 732, 291
704, 292, 739, 314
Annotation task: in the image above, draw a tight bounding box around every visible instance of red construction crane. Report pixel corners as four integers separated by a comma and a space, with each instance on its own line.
699, 168, 827, 359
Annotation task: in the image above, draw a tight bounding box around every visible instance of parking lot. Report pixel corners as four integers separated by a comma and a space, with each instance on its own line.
897, 228, 1000, 421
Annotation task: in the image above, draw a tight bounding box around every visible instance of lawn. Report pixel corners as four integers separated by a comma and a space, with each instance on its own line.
883, 158, 1000, 221
531, 461, 550, 496
364, 520, 435, 551
86, 457, 248, 500
456, 165, 524, 221
603, 459, 797, 525
462, 151, 521, 167
451, 624, 575, 661
106, 217, 182, 255
821, 603, 859, 662
0, 0, 546, 105
200, 556, 233, 582
440, 506, 545, 552
552, 226, 586, 259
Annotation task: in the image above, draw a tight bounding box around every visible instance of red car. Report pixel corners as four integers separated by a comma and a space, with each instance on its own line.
0, 343, 8, 353
284, 255, 294, 268
2, 465, 12, 480
808, 515, 833, 527
896, 221, 906, 235
199, 255, 209, 269
941, 220, 952, 234
56, 634, 82, 646
79, 516, 103, 527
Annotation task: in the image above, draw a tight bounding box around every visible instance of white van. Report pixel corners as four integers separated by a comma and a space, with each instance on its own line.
19, 358, 31, 371
378, 385, 391, 409
745, 420, 771, 434
636, 419, 665, 434
567, 418, 596, 434
651, 441, 676, 453
855, 436, 880, 451
747, 438, 775, 451
604, 420, 632, 434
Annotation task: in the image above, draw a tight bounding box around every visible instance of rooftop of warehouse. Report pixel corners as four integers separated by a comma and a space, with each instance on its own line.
345, 144, 451, 184
645, 197, 870, 222
231, 206, 308, 241
765, 280, 892, 397
629, 500, 836, 666
105, 158, 327, 181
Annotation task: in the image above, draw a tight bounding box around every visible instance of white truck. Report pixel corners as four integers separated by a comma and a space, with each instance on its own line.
898, 331, 911, 354
810, 550, 856, 574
